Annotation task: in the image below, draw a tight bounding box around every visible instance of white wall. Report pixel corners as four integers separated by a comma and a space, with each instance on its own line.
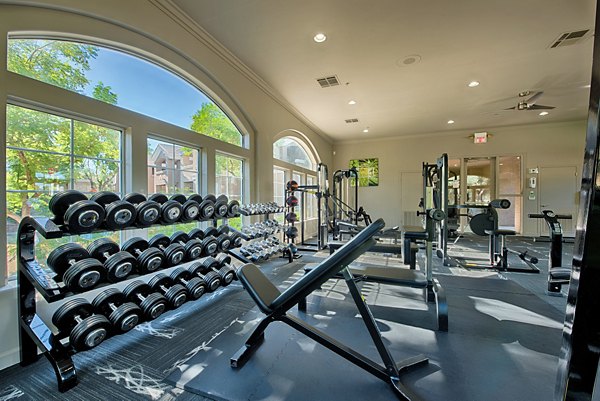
0, 1, 332, 370
332, 120, 587, 236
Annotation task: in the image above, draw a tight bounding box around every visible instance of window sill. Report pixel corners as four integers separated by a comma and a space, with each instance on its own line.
0, 280, 17, 296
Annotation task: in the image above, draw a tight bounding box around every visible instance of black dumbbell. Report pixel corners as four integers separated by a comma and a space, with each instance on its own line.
92, 288, 142, 334
170, 194, 200, 222
229, 232, 243, 248
217, 224, 230, 235
123, 280, 168, 320
215, 253, 232, 267
49, 190, 105, 233
89, 191, 136, 230
200, 256, 235, 286
87, 238, 136, 283
204, 226, 219, 238
200, 231, 218, 257
193, 194, 215, 220
47, 243, 105, 292
214, 195, 229, 218
216, 233, 232, 252
170, 267, 207, 300
121, 237, 166, 274
189, 228, 205, 241
122, 193, 161, 227
148, 273, 188, 309
148, 234, 185, 266
187, 260, 221, 292
170, 231, 203, 261
148, 193, 183, 224
227, 200, 240, 217
52, 298, 111, 351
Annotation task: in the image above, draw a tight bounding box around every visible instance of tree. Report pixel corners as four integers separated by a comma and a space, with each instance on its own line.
190, 103, 242, 146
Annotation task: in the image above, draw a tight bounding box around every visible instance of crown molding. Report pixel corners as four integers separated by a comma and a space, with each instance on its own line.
148, 0, 333, 145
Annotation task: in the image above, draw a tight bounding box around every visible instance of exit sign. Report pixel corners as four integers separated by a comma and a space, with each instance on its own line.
474, 132, 488, 144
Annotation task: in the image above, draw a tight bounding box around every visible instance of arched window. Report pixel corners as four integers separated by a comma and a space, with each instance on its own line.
273, 136, 317, 171
8, 38, 244, 147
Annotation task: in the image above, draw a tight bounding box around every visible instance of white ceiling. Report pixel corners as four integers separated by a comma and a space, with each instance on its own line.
171, 0, 596, 141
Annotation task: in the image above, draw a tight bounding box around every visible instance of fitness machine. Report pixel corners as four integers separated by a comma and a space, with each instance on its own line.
528, 210, 572, 293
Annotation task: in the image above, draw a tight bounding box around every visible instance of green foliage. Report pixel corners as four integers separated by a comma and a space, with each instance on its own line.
349, 158, 379, 187
190, 103, 242, 146
92, 81, 118, 105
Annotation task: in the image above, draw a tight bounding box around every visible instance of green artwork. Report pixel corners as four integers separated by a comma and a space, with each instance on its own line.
349, 158, 379, 187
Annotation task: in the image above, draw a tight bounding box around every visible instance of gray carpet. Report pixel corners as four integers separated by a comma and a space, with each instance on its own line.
165, 272, 564, 401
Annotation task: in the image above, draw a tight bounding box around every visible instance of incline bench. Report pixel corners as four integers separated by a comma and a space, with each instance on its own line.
231, 218, 428, 401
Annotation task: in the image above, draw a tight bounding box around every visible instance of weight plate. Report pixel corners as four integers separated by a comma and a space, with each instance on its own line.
216, 234, 231, 251
216, 194, 229, 203
203, 227, 219, 238
170, 231, 190, 244
136, 201, 161, 226
217, 225, 230, 235
141, 292, 167, 320
227, 200, 240, 217
63, 259, 105, 292
203, 271, 221, 292
188, 194, 203, 204
64, 200, 105, 233
104, 251, 136, 282
121, 237, 149, 254
138, 247, 165, 274
148, 272, 171, 290
49, 190, 88, 220
187, 261, 203, 276
89, 191, 120, 207
160, 200, 183, 223
214, 200, 229, 218
47, 243, 90, 278
199, 200, 215, 219
217, 265, 235, 285
148, 234, 171, 250
123, 192, 147, 204
52, 298, 93, 330
215, 253, 232, 267
87, 238, 120, 261
201, 237, 218, 256
229, 232, 242, 248
109, 302, 141, 333
169, 194, 187, 204
169, 267, 188, 282
204, 194, 217, 203
181, 200, 200, 222
184, 239, 203, 260
185, 276, 206, 299
104, 200, 136, 229
188, 228, 205, 241
148, 193, 168, 204
69, 314, 110, 351
92, 288, 125, 313
201, 256, 220, 270
123, 280, 151, 300
164, 284, 187, 308
469, 213, 495, 236
164, 243, 185, 266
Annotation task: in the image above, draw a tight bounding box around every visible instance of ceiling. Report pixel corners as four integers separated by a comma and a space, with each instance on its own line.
170, 0, 596, 141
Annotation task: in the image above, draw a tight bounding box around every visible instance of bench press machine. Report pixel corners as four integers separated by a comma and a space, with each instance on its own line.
231, 219, 429, 401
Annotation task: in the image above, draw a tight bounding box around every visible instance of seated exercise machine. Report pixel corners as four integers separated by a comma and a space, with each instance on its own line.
528, 210, 572, 294
231, 219, 429, 401
452, 199, 540, 273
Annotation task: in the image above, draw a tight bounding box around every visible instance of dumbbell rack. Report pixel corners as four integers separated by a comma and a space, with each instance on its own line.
227, 209, 291, 264
16, 212, 235, 392
283, 187, 302, 259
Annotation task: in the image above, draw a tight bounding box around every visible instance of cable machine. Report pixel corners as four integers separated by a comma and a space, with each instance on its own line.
331, 167, 360, 239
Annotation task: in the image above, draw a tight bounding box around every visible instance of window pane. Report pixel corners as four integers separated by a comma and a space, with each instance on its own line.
6, 105, 70, 153
273, 136, 316, 170
73, 158, 120, 193
448, 159, 461, 206
497, 195, 521, 232
174, 144, 199, 171
147, 138, 200, 195
465, 157, 494, 205
148, 166, 173, 194
73, 121, 120, 159
6, 149, 70, 191
173, 170, 198, 194
9, 38, 243, 147
216, 154, 243, 202
499, 156, 521, 195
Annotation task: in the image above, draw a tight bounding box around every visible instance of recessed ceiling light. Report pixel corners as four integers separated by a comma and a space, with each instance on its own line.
313, 33, 327, 43
539, 111, 549, 116
468, 81, 480, 87
348, 100, 357, 105
363, 128, 369, 133
447, 120, 455, 124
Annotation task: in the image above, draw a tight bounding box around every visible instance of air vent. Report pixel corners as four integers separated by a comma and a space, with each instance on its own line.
345, 118, 359, 124
550, 29, 591, 48
317, 75, 340, 88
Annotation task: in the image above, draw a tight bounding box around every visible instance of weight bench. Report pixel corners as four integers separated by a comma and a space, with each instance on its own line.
328, 239, 402, 256
231, 218, 428, 401
298, 264, 448, 331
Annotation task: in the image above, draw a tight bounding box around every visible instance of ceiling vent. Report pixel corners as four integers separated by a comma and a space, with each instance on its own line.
345, 118, 359, 123
317, 75, 340, 88
550, 29, 592, 48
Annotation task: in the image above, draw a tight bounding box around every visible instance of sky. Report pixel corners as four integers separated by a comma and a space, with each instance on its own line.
83, 47, 212, 129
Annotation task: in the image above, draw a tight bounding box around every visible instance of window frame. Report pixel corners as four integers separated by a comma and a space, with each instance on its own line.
147, 135, 202, 195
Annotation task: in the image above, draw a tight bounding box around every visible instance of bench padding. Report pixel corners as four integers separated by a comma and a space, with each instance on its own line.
328, 240, 401, 255
304, 264, 428, 287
